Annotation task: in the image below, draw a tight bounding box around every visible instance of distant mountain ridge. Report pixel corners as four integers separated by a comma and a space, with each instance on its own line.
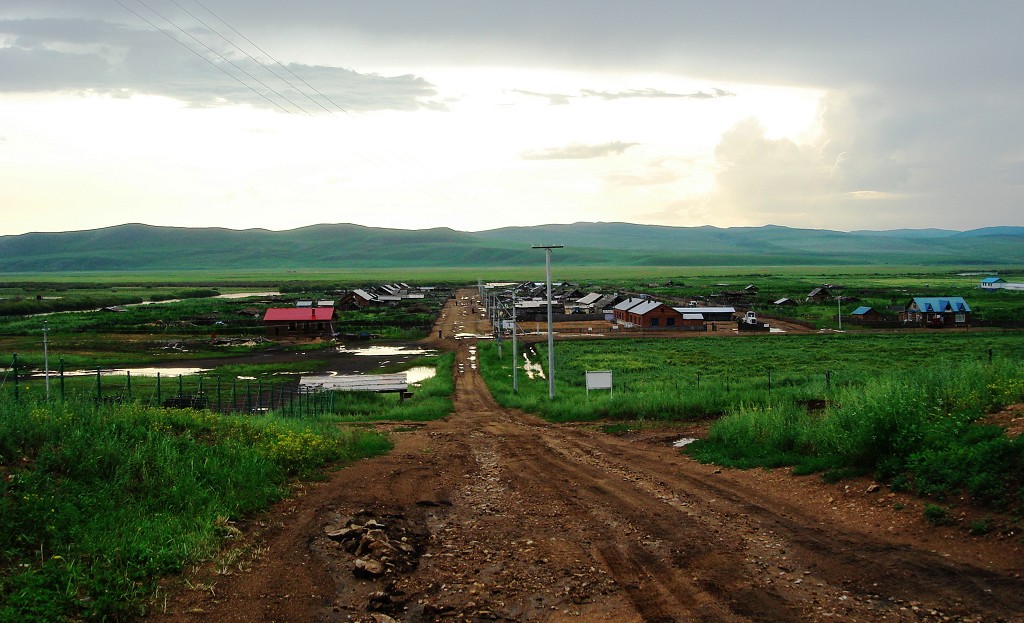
0, 222, 1021, 272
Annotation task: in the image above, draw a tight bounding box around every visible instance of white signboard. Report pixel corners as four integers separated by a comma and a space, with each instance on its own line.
585, 370, 613, 397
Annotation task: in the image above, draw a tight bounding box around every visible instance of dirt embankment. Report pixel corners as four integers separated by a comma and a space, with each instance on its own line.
151, 290, 1024, 623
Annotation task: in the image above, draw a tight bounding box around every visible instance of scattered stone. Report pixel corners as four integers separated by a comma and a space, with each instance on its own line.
354, 558, 386, 578
324, 510, 426, 582
866, 484, 882, 493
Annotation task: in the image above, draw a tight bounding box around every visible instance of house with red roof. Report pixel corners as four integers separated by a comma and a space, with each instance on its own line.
263, 306, 336, 338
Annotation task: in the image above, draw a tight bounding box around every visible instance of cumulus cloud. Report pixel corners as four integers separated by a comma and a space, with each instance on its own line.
522, 141, 638, 160
0, 17, 438, 111
712, 118, 834, 222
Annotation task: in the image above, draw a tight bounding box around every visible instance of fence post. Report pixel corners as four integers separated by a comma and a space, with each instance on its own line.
126, 371, 132, 401
178, 374, 183, 400
768, 370, 772, 394
12, 353, 18, 401
232, 378, 237, 412
246, 382, 252, 414
96, 367, 102, 402
156, 372, 161, 406
257, 380, 263, 412
217, 377, 222, 413
59, 358, 65, 401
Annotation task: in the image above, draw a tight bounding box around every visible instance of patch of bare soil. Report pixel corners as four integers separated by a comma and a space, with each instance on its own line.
149, 290, 1024, 623
981, 404, 1024, 438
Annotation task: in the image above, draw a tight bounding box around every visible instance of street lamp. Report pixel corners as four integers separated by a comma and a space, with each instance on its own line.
532, 245, 562, 399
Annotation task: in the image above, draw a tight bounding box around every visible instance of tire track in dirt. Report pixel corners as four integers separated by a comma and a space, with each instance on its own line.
542, 427, 1024, 619
495, 421, 802, 622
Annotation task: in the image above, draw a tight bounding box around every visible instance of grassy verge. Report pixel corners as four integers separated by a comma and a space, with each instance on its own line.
477, 332, 1024, 422
0, 400, 391, 622
686, 359, 1024, 513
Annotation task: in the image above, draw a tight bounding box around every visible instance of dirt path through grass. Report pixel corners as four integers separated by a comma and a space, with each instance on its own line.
150, 289, 1024, 623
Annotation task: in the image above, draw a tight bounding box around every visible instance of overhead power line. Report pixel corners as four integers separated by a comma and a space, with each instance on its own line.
112, 0, 486, 216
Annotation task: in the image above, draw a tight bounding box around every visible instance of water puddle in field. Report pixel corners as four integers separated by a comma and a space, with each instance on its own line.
405, 366, 437, 384
16, 366, 210, 379
99, 367, 203, 377
309, 365, 435, 386
673, 437, 698, 448
214, 291, 281, 299
454, 333, 493, 340
336, 345, 435, 356
522, 352, 545, 380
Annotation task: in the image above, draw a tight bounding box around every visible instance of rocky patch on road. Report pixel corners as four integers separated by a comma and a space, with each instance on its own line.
323, 509, 427, 580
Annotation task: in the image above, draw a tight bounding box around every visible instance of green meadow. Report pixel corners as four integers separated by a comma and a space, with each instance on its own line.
479, 332, 1024, 420
478, 331, 1024, 521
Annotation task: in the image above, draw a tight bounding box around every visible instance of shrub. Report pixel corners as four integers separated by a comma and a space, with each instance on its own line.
923, 503, 954, 526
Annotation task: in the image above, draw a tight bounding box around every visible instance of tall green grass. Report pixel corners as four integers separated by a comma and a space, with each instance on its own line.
0, 400, 391, 621
477, 332, 1024, 422
688, 360, 1024, 511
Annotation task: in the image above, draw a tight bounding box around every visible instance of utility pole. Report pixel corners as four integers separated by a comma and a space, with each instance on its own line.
511, 288, 518, 393
532, 245, 563, 399
43, 320, 50, 401
837, 293, 842, 330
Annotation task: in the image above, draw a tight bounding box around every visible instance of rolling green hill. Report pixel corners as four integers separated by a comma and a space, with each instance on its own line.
0, 222, 1021, 272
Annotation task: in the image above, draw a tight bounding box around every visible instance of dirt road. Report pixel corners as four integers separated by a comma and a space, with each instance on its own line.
152, 290, 1024, 622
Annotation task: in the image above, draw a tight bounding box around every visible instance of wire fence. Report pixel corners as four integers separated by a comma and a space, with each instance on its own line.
0, 356, 338, 417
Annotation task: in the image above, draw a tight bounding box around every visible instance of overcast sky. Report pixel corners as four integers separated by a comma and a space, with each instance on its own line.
1, 1, 1022, 236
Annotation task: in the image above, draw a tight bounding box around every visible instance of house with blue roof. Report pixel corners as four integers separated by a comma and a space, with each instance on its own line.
979, 276, 1024, 291
850, 306, 883, 322
899, 297, 972, 327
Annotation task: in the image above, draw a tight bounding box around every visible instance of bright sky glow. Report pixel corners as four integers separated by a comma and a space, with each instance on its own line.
1, 1, 1022, 236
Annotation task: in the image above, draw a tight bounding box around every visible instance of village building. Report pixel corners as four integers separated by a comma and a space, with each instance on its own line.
674, 306, 737, 321
679, 313, 707, 330
263, 306, 336, 338
614, 299, 685, 328
899, 297, 971, 327
572, 292, 603, 313
336, 289, 379, 310
594, 294, 625, 320
611, 297, 648, 322
805, 286, 833, 302
773, 297, 798, 307
979, 276, 1024, 291
850, 306, 884, 323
